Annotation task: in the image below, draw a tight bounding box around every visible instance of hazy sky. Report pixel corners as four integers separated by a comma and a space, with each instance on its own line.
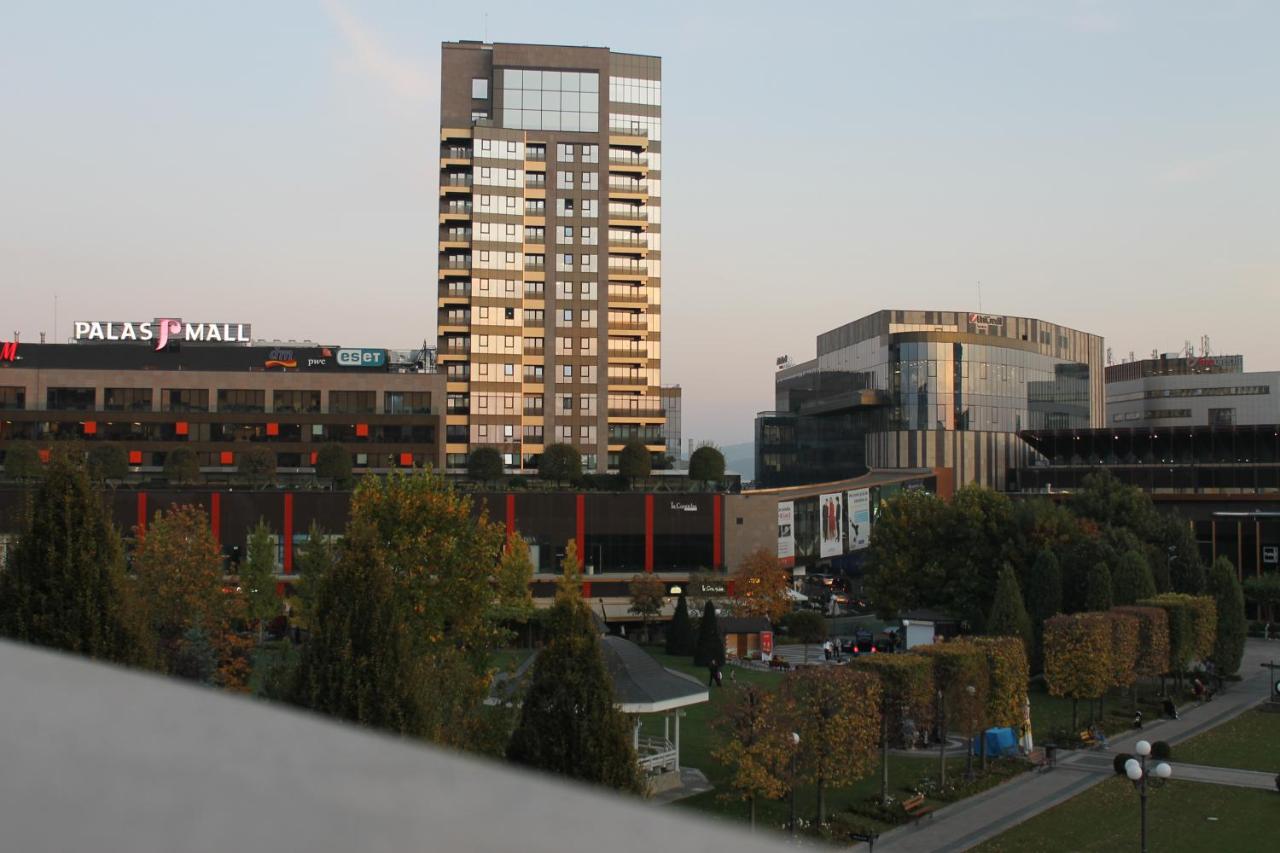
3, 1, 1277, 447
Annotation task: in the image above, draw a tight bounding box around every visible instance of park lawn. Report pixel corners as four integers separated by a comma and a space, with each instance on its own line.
1173, 708, 1280, 772
641, 650, 1028, 838
973, 777, 1280, 853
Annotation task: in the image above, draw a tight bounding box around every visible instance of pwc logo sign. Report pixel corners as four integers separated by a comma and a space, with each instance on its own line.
0, 340, 17, 362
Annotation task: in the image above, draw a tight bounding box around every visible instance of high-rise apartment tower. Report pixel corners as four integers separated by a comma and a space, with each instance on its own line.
438, 41, 664, 473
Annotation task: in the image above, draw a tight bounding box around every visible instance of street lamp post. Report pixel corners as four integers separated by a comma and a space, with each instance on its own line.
964, 685, 977, 780
1125, 740, 1172, 853
790, 732, 801, 838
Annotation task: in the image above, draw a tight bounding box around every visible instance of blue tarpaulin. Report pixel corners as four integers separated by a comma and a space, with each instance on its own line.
970, 727, 1018, 757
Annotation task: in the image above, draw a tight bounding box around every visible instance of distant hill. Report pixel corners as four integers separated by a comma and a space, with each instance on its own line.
720, 441, 754, 483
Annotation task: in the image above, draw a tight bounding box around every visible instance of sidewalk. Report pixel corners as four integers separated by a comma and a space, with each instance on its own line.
858, 639, 1276, 853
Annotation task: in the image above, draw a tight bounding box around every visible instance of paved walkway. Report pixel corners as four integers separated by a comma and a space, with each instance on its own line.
857, 639, 1278, 853
1063, 750, 1277, 790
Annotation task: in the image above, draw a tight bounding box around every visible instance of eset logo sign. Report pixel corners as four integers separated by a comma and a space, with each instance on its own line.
337, 348, 386, 368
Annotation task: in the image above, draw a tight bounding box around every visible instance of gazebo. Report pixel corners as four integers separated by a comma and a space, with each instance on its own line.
600, 636, 709, 788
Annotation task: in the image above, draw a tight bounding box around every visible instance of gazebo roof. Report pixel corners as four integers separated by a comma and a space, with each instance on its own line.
600, 636, 709, 714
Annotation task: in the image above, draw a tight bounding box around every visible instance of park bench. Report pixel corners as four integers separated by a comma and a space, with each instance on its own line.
1079, 729, 1107, 750
901, 793, 935, 825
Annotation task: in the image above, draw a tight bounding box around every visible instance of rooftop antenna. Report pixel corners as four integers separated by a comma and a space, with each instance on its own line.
977, 281, 982, 312
53, 292, 57, 343
1184, 339, 1194, 359
1200, 334, 1211, 358
1106, 346, 1114, 365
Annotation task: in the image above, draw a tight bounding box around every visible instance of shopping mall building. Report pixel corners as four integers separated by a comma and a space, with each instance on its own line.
0, 320, 445, 478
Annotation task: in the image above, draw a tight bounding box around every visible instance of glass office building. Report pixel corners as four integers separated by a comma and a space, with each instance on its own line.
757, 310, 1104, 489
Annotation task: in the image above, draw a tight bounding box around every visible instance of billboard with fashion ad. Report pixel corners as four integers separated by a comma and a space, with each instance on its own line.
777, 500, 795, 568
819, 493, 843, 558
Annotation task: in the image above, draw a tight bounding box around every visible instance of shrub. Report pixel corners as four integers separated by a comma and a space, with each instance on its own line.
1043, 613, 1112, 703
1151, 740, 1172, 761
1113, 753, 1134, 775
1111, 606, 1170, 680
973, 636, 1029, 729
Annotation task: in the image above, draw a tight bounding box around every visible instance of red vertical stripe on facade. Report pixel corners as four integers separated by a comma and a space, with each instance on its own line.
575, 494, 585, 563
713, 494, 723, 569
581, 581, 592, 599
644, 494, 654, 573
136, 492, 147, 537
283, 492, 294, 575
210, 492, 221, 545
506, 493, 516, 538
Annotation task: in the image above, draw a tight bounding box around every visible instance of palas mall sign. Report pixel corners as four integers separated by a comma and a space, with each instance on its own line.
73, 319, 252, 351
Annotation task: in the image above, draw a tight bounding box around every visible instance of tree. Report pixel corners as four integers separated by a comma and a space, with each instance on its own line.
291, 542, 426, 734
1161, 515, 1205, 594
1138, 595, 1194, 682
538, 443, 582, 486
315, 443, 353, 489
490, 534, 535, 641
0, 448, 150, 666
786, 610, 827, 664
730, 547, 792, 624
1112, 550, 1157, 606
1112, 606, 1170, 686
973, 636, 1029, 770
1084, 560, 1114, 612
289, 521, 336, 634
666, 592, 694, 655
627, 573, 665, 644
694, 600, 725, 667
132, 504, 232, 676
467, 446, 505, 485
238, 446, 277, 488
3, 441, 42, 482
506, 593, 643, 793
240, 519, 281, 643
986, 564, 1032, 659
87, 443, 129, 483
1025, 547, 1063, 671
1208, 557, 1245, 677
850, 653, 934, 803
1043, 613, 1112, 731
865, 490, 950, 618
1243, 575, 1280, 626
688, 445, 725, 488
917, 641, 989, 783
938, 486, 1017, 631
172, 625, 218, 685
712, 683, 790, 830
783, 666, 881, 826
617, 440, 652, 488
308, 469, 509, 749
163, 446, 202, 485
1105, 612, 1140, 717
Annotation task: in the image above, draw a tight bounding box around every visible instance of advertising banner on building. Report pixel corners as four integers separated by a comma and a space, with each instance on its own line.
819, 493, 843, 558
847, 489, 871, 550
777, 501, 795, 568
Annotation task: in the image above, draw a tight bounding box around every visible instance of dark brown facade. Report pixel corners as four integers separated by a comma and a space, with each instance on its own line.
0, 342, 444, 480
438, 41, 664, 475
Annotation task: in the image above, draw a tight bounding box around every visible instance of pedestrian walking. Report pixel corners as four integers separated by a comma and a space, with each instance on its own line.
1133, 709, 1143, 730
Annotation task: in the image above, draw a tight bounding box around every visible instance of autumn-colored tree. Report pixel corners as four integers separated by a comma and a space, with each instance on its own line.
1209, 557, 1246, 676
973, 636, 1029, 730
506, 592, 642, 794
627, 573, 665, 644
240, 518, 280, 643
1043, 613, 1112, 731
490, 534, 535, 637
1112, 605, 1170, 709
326, 469, 508, 748
712, 683, 790, 829
556, 539, 584, 601
986, 564, 1033, 659
1138, 593, 1216, 678
917, 640, 989, 782
850, 653, 934, 802
781, 665, 881, 826
0, 447, 150, 666
730, 547, 792, 623
1107, 612, 1140, 691
132, 504, 231, 670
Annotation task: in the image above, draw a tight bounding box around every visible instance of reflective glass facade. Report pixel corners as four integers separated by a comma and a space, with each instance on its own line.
500, 69, 599, 132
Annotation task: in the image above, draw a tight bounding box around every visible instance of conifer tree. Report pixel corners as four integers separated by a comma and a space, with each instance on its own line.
1209, 556, 1246, 676
506, 584, 643, 793
1084, 561, 1114, 612
0, 448, 150, 666
1112, 550, 1157, 606
666, 592, 694, 655
694, 599, 725, 667
986, 564, 1033, 657
241, 518, 281, 642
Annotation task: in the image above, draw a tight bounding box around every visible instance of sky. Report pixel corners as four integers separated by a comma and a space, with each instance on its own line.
2, 1, 1277, 447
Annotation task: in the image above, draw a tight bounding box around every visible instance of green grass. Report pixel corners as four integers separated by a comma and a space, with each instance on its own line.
973, 777, 1280, 853
1029, 682, 1169, 744
1174, 708, 1280, 772
638, 650, 1029, 838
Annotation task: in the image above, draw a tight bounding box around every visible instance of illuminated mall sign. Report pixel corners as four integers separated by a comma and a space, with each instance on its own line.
1, 340, 18, 362
73, 319, 252, 350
